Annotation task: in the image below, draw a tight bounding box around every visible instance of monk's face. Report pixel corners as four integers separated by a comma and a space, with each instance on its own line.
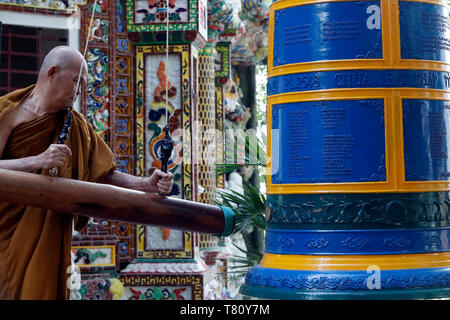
49, 62, 87, 110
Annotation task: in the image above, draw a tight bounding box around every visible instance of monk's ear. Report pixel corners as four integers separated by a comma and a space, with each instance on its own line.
47, 65, 58, 79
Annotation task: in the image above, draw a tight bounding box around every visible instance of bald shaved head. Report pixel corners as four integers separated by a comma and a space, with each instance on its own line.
33, 45, 88, 111
38, 46, 86, 80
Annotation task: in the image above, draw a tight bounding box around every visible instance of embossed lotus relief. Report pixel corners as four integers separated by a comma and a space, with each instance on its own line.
304, 238, 329, 249
341, 237, 368, 249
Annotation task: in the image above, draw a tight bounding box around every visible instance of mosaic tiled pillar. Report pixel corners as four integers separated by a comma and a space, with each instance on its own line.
116, 43, 223, 300
72, 0, 135, 300
241, 0, 450, 300
215, 42, 231, 189
198, 51, 217, 205
198, 49, 221, 255
112, 0, 135, 177
213, 40, 232, 289
215, 84, 226, 189
80, 0, 112, 143
109, 0, 136, 263
117, 0, 227, 300
134, 44, 195, 259
72, 0, 122, 300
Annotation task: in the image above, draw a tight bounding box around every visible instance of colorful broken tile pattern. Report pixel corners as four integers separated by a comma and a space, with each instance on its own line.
135, 44, 195, 260
126, 0, 200, 32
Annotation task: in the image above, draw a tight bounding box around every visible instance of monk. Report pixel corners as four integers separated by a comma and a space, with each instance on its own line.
0, 46, 174, 300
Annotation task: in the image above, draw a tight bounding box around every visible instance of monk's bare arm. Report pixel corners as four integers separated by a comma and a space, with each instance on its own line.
0, 144, 72, 172
0, 156, 47, 172
97, 169, 173, 195
0, 117, 72, 172
0, 120, 39, 171
97, 170, 149, 191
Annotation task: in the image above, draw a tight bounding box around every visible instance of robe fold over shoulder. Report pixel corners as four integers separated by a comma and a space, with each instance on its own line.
0, 85, 117, 300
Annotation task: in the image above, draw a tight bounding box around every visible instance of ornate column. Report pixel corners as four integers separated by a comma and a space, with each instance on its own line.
214, 41, 231, 189
241, 0, 450, 299
116, 0, 226, 300
197, 25, 220, 264
72, 0, 130, 300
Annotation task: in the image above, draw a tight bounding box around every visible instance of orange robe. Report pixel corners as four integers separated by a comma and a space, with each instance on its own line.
0, 85, 117, 299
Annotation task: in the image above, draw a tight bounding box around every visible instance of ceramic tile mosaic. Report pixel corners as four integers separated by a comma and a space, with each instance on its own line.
122, 285, 193, 300
76, 277, 123, 300
119, 264, 224, 300
71, 235, 120, 272
135, 44, 197, 260
198, 54, 216, 205
215, 85, 225, 189
112, 0, 135, 177
74, 0, 135, 266
126, 0, 207, 38
197, 53, 220, 251
215, 42, 231, 85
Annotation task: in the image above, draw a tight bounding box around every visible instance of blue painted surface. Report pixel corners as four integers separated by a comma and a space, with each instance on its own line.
244, 266, 450, 291
272, 100, 386, 184
266, 192, 450, 230
241, 266, 450, 299
240, 284, 450, 300
273, 1, 382, 67
399, 1, 450, 62
265, 227, 450, 255
267, 69, 450, 95
403, 99, 450, 181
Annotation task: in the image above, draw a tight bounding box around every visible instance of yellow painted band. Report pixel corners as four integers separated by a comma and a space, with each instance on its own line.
271, 61, 450, 78
271, 0, 446, 7
260, 252, 450, 271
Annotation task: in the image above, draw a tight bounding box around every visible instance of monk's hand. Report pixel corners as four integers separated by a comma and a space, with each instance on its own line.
146, 169, 174, 195
37, 144, 72, 169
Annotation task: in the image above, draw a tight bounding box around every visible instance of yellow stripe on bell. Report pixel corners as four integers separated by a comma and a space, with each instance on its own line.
260, 252, 450, 271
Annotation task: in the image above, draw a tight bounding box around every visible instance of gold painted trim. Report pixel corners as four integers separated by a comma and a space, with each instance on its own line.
260, 252, 450, 271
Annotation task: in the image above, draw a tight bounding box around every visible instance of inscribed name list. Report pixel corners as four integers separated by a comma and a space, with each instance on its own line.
271, 100, 386, 184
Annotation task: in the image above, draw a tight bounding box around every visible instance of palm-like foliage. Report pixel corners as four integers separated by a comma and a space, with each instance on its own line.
226, 241, 264, 278
215, 163, 245, 177
216, 100, 268, 284
216, 183, 266, 276
216, 183, 266, 234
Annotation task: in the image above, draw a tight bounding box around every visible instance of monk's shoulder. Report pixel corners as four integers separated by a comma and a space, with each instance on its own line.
0, 85, 35, 118
0, 85, 36, 129
0, 101, 28, 157
0, 103, 26, 134
0, 92, 18, 125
